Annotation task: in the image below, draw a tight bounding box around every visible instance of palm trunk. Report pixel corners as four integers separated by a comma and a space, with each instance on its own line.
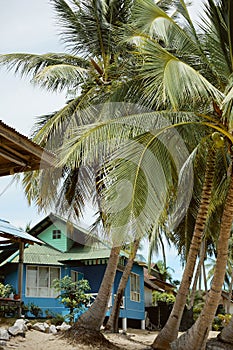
105, 239, 140, 333
189, 258, 201, 309
198, 240, 207, 293
70, 245, 121, 332
202, 261, 208, 292
152, 150, 216, 350
198, 266, 202, 291
171, 172, 233, 350
159, 234, 167, 269
189, 240, 207, 308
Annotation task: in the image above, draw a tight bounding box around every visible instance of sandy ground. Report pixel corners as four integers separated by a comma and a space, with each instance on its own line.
7, 328, 155, 350
4, 328, 221, 350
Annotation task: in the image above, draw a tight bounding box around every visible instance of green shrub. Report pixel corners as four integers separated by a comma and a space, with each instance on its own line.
212, 313, 232, 331
152, 291, 176, 305
28, 302, 42, 318
52, 275, 91, 321
0, 283, 13, 298
44, 309, 65, 325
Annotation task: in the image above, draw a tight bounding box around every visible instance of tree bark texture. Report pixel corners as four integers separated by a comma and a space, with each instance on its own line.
105, 239, 140, 332
152, 150, 216, 350
171, 173, 233, 350
71, 245, 121, 332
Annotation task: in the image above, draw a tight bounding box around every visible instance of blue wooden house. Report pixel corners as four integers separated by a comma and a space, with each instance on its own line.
0, 213, 145, 329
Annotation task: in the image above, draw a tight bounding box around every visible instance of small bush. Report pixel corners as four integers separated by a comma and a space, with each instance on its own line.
152, 291, 176, 305
52, 275, 91, 322
0, 283, 13, 298
28, 302, 42, 318
50, 313, 65, 326
212, 314, 232, 331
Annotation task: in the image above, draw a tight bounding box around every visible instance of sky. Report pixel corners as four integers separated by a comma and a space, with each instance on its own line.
0, 0, 204, 280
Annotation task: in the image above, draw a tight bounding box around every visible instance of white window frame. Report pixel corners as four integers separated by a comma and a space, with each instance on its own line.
71, 270, 84, 282
130, 273, 140, 302
107, 293, 125, 308
26, 265, 60, 298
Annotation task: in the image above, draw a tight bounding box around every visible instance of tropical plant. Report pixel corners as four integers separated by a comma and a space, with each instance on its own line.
28, 302, 43, 318
212, 313, 231, 332
131, 0, 233, 346
152, 291, 176, 305
0, 283, 13, 298
90, 0, 233, 348
52, 275, 90, 320
0, 0, 137, 345
155, 260, 174, 283
2, 1, 233, 350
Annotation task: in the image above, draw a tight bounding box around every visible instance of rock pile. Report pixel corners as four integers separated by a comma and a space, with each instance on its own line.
0, 319, 71, 348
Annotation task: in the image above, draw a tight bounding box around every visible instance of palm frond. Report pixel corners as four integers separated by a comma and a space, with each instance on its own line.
52, 0, 132, 58
56, 108, 206, 169
132, 0, 199, 55
55, 165, 95, 219
95, 126, 201, 243
32, 86, 97, 147
33, 64, 88, 92
132, 37, 223, 109
0, 52, 88, 79
204, 0, 233, 73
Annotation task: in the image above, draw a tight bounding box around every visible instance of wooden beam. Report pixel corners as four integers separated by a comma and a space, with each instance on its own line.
0, 140, 30, 161
18, 241, 24, 316
0, 233, 35, 244
0, 148, 29, 167
0, 130, 54, 166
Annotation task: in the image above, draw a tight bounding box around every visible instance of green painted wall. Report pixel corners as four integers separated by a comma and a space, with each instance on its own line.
38, 220, 72, 252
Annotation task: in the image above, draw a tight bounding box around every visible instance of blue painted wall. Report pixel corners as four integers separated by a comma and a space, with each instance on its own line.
3, 261, 145, 321
110, 264, 145, 321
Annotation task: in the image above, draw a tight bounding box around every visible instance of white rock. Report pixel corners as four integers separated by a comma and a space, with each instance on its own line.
56, 322, 71, 331
14, 319, 28, 332
8, 325, 23, 336
49, 325, 57, 334
0, 328, 10, 341
32, 323, 46, 332
0, 340, 7, 347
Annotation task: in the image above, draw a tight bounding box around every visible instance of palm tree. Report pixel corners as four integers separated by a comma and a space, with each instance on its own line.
81, 0, 233, 348
121, 0, 233, 348
152, 142, 218, 349
171, 171, 233, 350
0, 0, 138, 344
0, 0, 136, 151
3, 2, 233, 350
105, 238, 140, 333
46, 1, 233, 348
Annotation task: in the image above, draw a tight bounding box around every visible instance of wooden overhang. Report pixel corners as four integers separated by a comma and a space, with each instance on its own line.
0, 120, 53, 304
0, 219, 43, 245
0, 120, 55, 176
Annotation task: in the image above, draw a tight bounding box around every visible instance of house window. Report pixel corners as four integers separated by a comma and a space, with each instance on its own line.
130, 273, 140, 302
26, 266, 60, 297
71, 270, 84, 282
52, 230, 61, 239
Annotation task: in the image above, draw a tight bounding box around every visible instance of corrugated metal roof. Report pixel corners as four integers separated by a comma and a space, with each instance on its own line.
9, 244, 64, 265
0, 219, 43, 245
59, 247, 112, 262
6, 243, 128, 266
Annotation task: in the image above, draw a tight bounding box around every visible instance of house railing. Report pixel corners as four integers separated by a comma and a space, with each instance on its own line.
86, 293, 125, 309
